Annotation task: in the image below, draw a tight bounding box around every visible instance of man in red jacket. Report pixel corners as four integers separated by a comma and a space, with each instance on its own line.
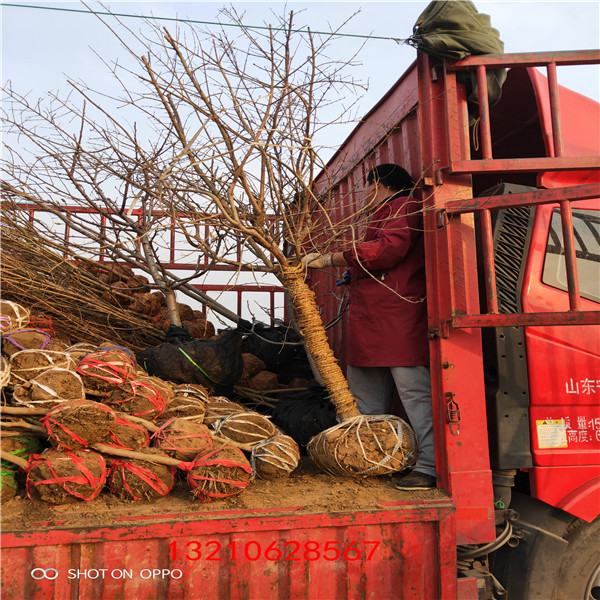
302, 164, 436, 490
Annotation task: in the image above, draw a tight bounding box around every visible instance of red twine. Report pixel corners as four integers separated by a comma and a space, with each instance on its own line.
107, 380, 168, 418
76, 350, 135, 385
152, 419, 213, 457
108, 459, 175, 501
28, 315, 56, 337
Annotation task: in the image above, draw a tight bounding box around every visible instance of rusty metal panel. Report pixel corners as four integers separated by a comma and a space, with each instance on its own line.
1, 505, 457, 600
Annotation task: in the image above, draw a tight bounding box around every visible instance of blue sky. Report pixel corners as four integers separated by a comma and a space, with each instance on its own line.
2, 1, 598, 159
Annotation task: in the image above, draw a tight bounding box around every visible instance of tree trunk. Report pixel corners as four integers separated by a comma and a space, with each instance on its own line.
277, 266, 360, 420
163, 289, 182, 327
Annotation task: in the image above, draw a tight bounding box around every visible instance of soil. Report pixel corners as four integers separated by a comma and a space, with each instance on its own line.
173, 383, 210, 402
12, 368, 85, 408
26, 448, 106, 504
104, 377, 172, 420
241, 353, 266, 379
0, 300, 30, 333
9, 350, 76, 385
157, 389, 207, 425
248, 370, 279, 390
0, 468, 17, 502
1, 456, 445, 532
2, 330, 52, 357
77, 349, 136, 394
204, 399, 246, 427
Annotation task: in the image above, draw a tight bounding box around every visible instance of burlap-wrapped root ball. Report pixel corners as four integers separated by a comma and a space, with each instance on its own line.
26, 448, 107, 504
76, 347, 136, 395
216, 412, 276, 447
0, 300, 30, 334
152, 418, 214, 461
99, 414, 150, 451
186, 446, 252, 501
251, 434, 300, 480
104, 377, 172, 421
12, 368, 85, 409
9, 350, 76, 387
156, 384, 209, 425
107, 448, 176, 501
42, 400, 117, 450
203, 398, 246, 428
307, 415, 418, 477
2, 329, 53, 357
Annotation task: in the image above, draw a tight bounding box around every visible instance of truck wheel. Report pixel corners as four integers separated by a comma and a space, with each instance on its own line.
554, 516, 600, 600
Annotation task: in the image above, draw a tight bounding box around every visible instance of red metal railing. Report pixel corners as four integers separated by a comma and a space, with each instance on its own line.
445, 50, 600, 172
438, 50, 600, 329
16, 203, 284, 321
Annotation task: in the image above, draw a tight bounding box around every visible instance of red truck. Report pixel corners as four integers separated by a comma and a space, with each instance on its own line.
2, 49, 599, 600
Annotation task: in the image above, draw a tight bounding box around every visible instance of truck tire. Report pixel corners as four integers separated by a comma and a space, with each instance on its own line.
554, 516, 600, 600
489, 493, 600, 599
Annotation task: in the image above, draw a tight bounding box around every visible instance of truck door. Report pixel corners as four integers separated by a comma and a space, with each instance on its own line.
521, 199, 600, 519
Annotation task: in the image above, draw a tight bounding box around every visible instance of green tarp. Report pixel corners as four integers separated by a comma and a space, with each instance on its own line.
409, 0, 507, 116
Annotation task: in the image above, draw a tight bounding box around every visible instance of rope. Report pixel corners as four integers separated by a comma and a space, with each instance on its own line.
277, 266, 359, 420
308, 414, 418, 477
251, 435, 299, 476
1, 3, 409, 43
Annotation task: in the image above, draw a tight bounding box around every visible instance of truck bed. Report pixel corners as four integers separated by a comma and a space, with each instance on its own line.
1, 458, 458, 600
2, 458, 445, 529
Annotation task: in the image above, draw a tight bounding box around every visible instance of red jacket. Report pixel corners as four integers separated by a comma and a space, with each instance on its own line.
342, 193, 429, 367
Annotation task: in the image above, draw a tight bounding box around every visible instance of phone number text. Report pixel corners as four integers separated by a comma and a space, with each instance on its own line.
168, 540, 381, 562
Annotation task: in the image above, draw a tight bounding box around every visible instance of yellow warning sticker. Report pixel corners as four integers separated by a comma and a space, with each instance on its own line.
536, 419, 568, 449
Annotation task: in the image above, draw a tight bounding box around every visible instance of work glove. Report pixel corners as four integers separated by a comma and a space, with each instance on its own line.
336, 268, 351, 286
301, 252, 333, 269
